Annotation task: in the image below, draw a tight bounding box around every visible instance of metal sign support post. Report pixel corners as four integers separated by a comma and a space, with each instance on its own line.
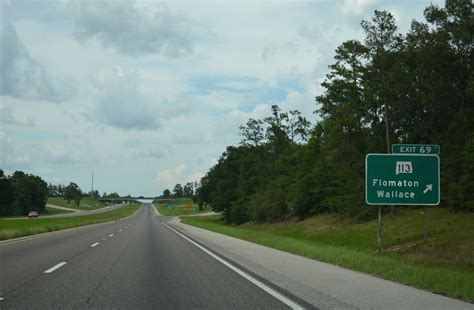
377, 206, 382, 253
424, 206, 429, 240
366, 152, 440, 252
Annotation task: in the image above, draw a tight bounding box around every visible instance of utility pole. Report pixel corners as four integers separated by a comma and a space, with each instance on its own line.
380, 49, 395, 218
91, 172, 94, 198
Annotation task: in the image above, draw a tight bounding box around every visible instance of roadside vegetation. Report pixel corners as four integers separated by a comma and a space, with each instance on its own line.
172, 3, 473, 299
193, 1, 473, 224
0, 170, 48, 216
48, 197, 107, 211
44, 206, 74, 215
0, 205, 140, 240
155, 198, 212, 216
0, 171, 110, 217
182, 207, 474, 301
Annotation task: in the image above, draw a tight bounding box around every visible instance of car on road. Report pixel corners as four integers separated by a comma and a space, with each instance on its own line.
28, 211, 39, 218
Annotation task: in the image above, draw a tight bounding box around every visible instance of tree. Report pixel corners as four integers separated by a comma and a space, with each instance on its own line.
89, 190, 99, 198
195, 0, 474, 224
362, 10, 401, 217
47, 183, 67, 197
106, 192, 120, 198
162, 189, 171, 198
65, 182, 82, 206
183, 182, 194, 198
264, 105, 291, 150
285, 110, 311, 143
0, 170, 15, 216
239, 118, 265, 146
362, 10, 399, 152
7, 171, 47, 215
173, 183, 183, 197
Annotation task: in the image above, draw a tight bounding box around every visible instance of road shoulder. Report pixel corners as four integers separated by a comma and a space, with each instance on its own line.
169, 216, 473, 309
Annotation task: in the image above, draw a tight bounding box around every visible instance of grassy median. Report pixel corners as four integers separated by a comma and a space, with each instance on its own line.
181, 208, 474, 302
48, 197, 107, 211
0, 205, 140, 241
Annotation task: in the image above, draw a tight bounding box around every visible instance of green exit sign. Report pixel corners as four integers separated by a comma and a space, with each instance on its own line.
392, 144, 440, 155
366, 154, 440, 205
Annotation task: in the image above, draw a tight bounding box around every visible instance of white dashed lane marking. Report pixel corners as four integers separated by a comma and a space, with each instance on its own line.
109, 234, 114, 237
44, 262, 67, 274
90, 242, 99, 247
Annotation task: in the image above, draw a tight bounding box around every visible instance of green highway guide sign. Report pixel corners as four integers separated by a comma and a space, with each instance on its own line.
392, 144, 440, 155
366, 154, 440, 205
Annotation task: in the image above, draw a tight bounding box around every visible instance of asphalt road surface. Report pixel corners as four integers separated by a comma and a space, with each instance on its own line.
0, 206, 298, 309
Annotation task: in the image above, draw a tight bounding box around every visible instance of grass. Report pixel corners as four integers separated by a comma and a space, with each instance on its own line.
154, 198, 212, 216
0, 205, 140, 241
181, 207, 474, 302
44, 206, 75, 215
48, 197, 107, 211
0, 206, 75, 219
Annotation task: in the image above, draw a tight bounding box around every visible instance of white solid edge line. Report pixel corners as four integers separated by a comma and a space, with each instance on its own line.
161, 223, 303, 310
44, 262, 67, 273
109, 234, 114, 237
91, 242, 99, 247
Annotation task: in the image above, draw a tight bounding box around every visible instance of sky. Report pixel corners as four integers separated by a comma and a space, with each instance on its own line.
0, 0, 443, 196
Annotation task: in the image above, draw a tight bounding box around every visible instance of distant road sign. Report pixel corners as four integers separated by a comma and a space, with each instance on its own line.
392, 144, 440, 155
366, 154, 440, 205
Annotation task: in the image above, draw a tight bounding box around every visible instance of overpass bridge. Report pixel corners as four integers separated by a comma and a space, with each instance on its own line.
97, 197, 172, 204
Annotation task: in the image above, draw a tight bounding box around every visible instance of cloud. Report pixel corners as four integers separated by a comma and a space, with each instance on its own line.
279, 90, 315, 120
0, 4, 68, 102
154, 164, 186, 184
338, 0, 377, 15
0, 132, 30, 169
188, 172, 204, 183
134, 149, 165, 159
89, 67, 161, 130
38, 145, 79, 165
0, 104, 35, 126
69, 0, 193, 57
1, 0, 435, 196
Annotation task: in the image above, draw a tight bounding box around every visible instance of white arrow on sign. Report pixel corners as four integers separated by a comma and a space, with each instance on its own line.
423, 184, 433, 194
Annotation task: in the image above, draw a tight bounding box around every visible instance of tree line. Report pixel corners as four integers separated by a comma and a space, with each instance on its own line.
0, 175, 95, 215
1, 172, 143, 216
196, 0, 473, 224
160, 182, 199, 201
0, 170, 48, 216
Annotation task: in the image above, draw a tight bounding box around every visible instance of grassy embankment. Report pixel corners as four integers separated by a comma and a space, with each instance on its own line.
0, 205, 140, 241
44, 206, 74, 215
181, 208, 474, 302
48, 197, 107, 211
0, 206, 75, 219
155, 198, 212, 216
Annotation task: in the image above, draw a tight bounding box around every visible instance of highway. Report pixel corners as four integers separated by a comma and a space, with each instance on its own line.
1, 205, 472, 309
0, 206, 298, 309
